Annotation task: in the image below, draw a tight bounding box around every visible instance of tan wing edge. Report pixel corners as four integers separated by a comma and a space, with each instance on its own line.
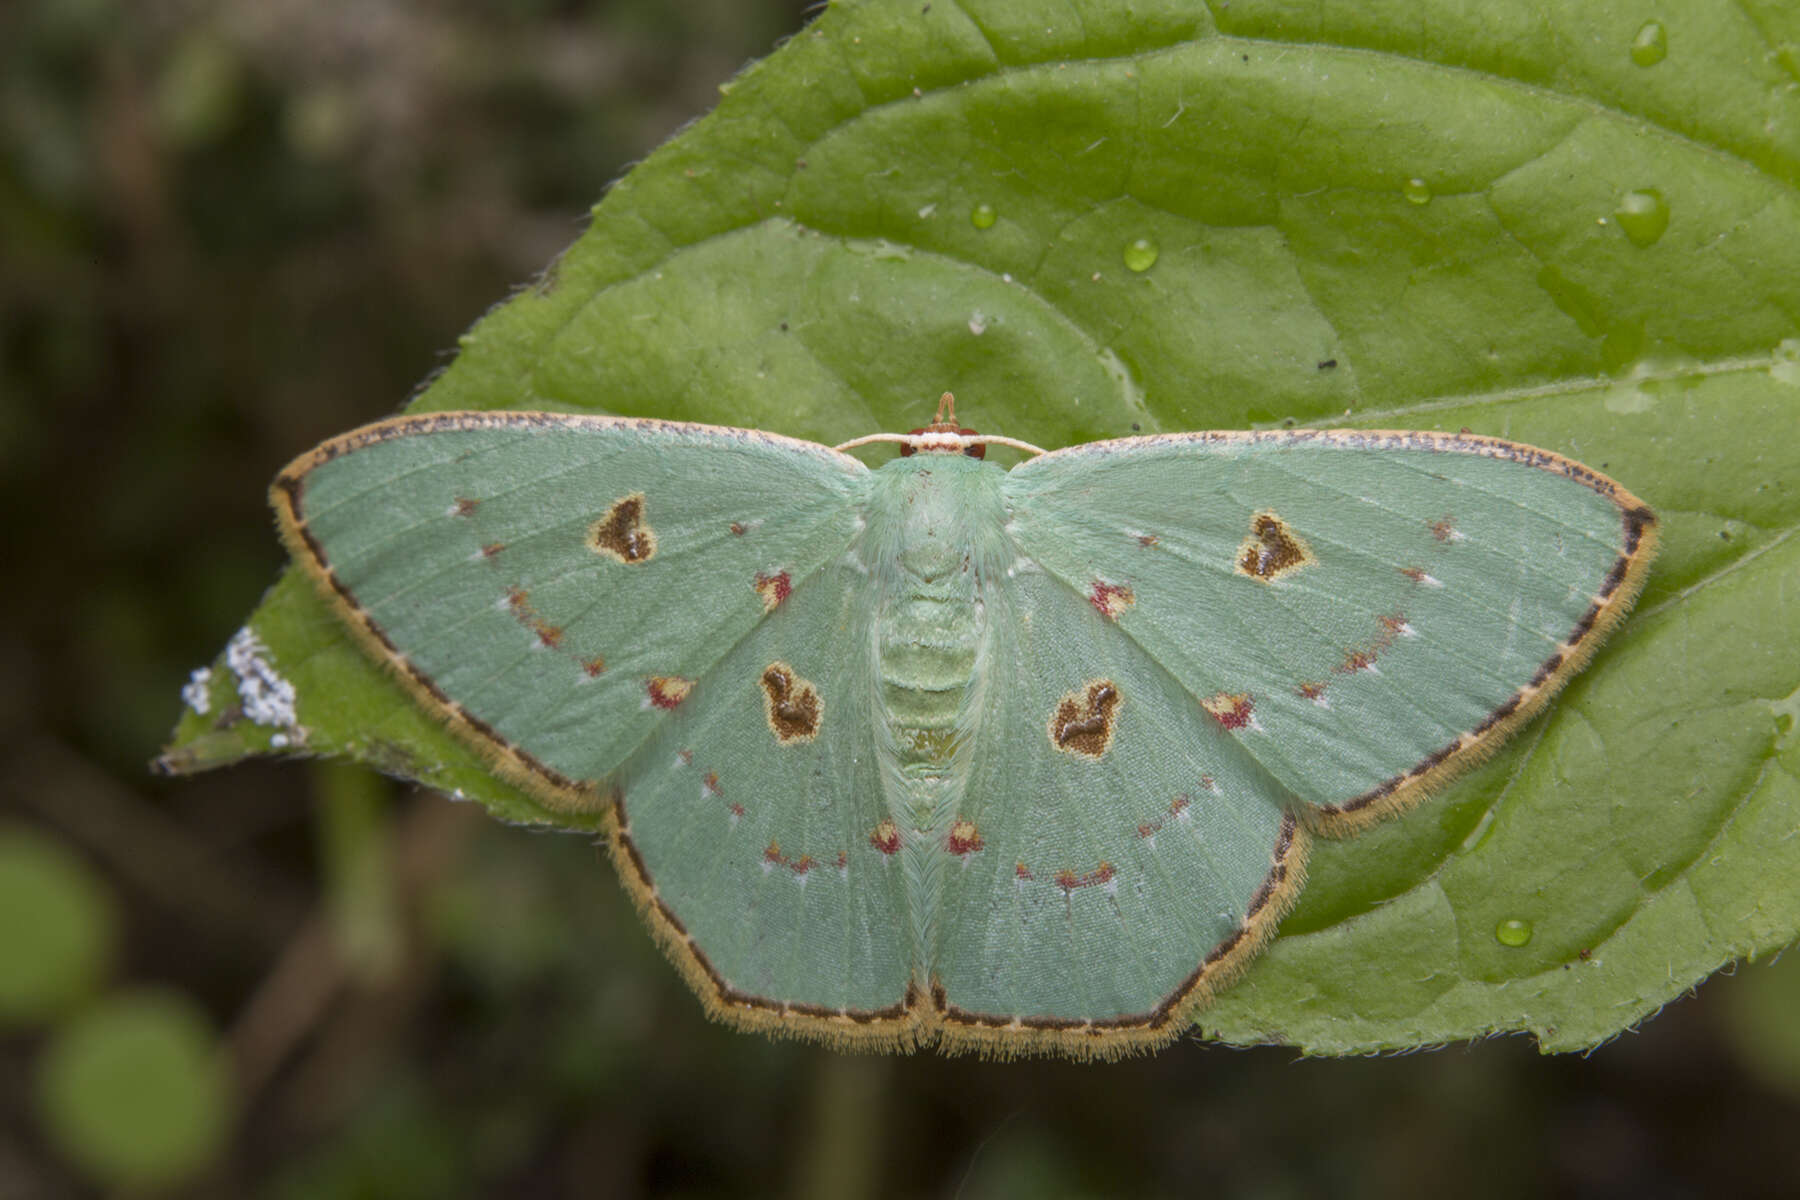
929, 813, 1310, 1062
1309, 444, 1659, 838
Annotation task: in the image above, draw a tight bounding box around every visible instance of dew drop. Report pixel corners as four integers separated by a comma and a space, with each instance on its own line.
970, 202, 997, 230
1630, 20, 1668, 67
1122, 237, 1159, 272
1614, 188, 1670, 247
1495, 918, 1533, 947
1401, 177, 1432, 205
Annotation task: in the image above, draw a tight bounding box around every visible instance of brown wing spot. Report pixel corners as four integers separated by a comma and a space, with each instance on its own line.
581, 655, 606, 677
1202, 692, 1255, 731
1053, 862, 1116, 893
1430, 514, 1460, 543
760, 662, 822, 743
1297, 681, 1328, 704
754, 570, 793, 612
1049, 680, 1122, 758
646, 676, 694, 709
452, 497, 479, 518
1015, 862, 1033, 880
729, 521, 747, 535
1136, 533, 1160, 548
1088, 581, 1135, 620
946, 820, 983, 856
869, 820, 901, 855
481, 542, 505, 558
588, 493, 656, 564
1236, 511, 1314, 582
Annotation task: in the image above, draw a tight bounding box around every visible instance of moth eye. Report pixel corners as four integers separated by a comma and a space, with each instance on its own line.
958, 427, 985, 458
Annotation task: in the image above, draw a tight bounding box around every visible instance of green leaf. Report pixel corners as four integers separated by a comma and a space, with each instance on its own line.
162, 0, 1800, 1052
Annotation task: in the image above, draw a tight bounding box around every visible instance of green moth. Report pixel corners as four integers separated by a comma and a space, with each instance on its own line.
272, 395, 1656, 1058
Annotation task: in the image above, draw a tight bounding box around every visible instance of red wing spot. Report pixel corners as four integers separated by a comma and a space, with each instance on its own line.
646, 676, 694, 709
754, 570, 793, 613
1049, 680, 1122, 758
587, 493, 656, 564
730, 522, 747, 535
1199, 776, 1218, 794
452, 497, 479, 518
869, 820, 902, 855
1430, 515, 1458, 543
1202, 692, 1255, 731
760, 843, 813, 875
677, 748, 694, 765
702, 771, 721, 797
946, 819, 983, 856
1053, 862, 1116, 893
728, 802, 745, 818
1236, 511, 1315, 582
1136, 534, 1160, 548
581, 656, 606, 677
1336, 610, 1410, 675
1297, 681, 1327, 701
1140, 791, 1195, 839
1088, 581, 1135, 620
760, 662, 822, 743
1401, 566, 1427, 582
1015, 862, 1033, 880
1170, 794, 1191, 815
481, 542, 505, 558
835, 850, 848, 871
504, 586, 564, 648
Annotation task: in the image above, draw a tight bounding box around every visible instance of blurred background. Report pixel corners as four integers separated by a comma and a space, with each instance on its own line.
4, 1, 1799, 1195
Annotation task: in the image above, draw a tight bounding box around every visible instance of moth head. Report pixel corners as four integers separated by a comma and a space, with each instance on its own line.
899, 391, 986, 459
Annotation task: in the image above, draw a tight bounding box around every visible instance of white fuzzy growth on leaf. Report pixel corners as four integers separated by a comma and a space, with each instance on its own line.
226, 626, 299, 733
181, 666, 213, 715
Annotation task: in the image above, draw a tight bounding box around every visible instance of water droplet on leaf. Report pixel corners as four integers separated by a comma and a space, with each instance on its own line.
1495, 918, 1533, 947
970, 203, 997, 230
1402, 178, 1432, 205
1122, 237, 1159, 272
1630, 21, 1668, 67
1614, 188, 1670, 247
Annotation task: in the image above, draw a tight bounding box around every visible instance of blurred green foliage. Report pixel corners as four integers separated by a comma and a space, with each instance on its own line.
0, 828, 115, 1025
4, 0, 1799, 1196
